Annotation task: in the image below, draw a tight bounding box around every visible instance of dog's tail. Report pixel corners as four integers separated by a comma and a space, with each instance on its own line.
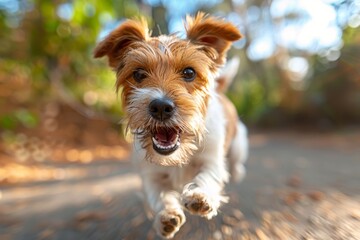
216, 56, 240, 93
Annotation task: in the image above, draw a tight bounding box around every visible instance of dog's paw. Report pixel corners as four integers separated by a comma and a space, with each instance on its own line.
154, 208, 185, 239
181, 183, 220, 219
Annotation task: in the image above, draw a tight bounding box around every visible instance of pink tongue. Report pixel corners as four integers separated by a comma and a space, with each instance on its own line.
155, 128, 177, 142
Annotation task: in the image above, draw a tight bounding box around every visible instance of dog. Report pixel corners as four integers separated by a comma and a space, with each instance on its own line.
94, 12, 248, 239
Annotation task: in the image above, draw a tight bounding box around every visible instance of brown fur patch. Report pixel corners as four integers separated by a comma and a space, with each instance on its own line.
185, 12, 243, 65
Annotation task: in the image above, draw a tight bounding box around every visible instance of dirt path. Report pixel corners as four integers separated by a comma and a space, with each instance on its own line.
0, 131, 359, 239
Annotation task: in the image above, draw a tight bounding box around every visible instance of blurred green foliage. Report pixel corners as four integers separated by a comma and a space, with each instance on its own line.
0, 109, 38, 130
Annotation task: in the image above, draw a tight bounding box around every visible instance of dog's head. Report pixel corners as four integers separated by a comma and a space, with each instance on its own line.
94, 12, 241, 166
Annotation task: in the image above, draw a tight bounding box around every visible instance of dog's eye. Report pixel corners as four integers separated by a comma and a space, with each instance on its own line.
133, 69, 147, 83
182, 68, 196, 82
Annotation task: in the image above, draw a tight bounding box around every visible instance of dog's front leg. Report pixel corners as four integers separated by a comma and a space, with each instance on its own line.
141, 167, 185, 239
181, 149, 229, 219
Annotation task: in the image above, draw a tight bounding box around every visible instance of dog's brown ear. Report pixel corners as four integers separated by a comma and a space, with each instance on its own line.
94, 18, 149, 68
185, 12, 242, 64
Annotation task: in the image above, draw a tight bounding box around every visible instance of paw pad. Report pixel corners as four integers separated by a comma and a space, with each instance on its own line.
154, 209, 185, 239
181, 185, 220, 219
183, 194, 212, 215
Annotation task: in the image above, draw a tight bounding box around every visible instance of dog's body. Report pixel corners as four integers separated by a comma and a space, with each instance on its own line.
94, 12, 248, 238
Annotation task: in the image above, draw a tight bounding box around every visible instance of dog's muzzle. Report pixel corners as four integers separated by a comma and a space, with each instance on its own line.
148, 98, 180, 155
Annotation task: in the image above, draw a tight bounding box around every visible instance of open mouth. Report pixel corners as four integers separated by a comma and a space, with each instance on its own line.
151, 127, 180, 155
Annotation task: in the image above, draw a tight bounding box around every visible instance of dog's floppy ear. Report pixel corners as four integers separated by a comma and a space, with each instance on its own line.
185, 12, 242, 65
94, 18, 149, 68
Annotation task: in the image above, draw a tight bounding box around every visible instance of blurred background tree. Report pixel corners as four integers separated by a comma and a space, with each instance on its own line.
0, 0, 359, 134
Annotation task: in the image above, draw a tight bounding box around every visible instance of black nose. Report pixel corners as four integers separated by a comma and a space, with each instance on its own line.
148, 98, 175, 121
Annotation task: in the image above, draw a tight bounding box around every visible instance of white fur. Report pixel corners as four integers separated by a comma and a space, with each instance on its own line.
127, 87, 165, 107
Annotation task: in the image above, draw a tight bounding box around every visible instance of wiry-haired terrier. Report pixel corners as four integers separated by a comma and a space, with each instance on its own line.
94, 12, 248, 239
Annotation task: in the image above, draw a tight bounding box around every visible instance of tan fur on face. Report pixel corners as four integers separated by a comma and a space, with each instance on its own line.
119, 37, 215, 165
